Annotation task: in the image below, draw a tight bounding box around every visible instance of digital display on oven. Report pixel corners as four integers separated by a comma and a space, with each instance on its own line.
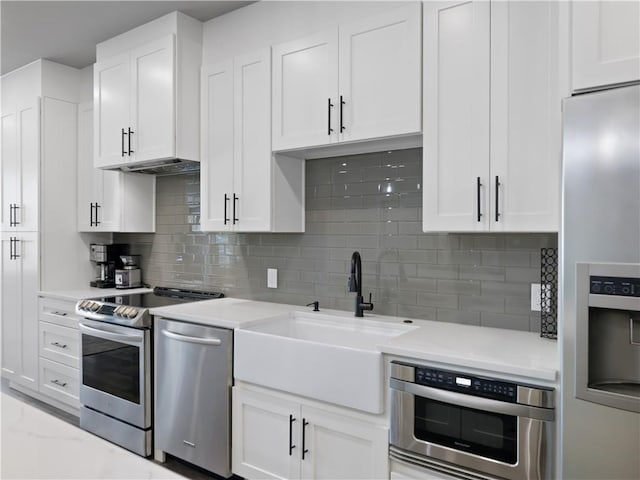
456, 377, 471, 387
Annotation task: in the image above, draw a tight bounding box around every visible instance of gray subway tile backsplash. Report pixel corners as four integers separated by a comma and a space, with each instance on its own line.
116, 147, 557, 333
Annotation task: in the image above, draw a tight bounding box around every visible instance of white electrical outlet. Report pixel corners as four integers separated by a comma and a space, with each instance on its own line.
531, 283, 541, 311
267, 268, 278, 289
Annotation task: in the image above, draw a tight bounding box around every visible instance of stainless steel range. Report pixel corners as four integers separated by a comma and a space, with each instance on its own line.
75, 287, 224, 456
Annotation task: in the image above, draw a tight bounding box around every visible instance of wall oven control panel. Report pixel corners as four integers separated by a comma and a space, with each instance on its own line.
590, 275, 640, 296
414, 366, 517, 402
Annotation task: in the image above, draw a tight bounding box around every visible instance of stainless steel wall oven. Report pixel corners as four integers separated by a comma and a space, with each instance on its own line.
390, 361, 555, 479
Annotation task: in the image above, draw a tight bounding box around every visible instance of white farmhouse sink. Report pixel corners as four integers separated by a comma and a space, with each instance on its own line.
234, 312, 416, 413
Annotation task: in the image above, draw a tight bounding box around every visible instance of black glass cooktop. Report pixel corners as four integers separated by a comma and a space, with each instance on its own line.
96, 287, 224, 308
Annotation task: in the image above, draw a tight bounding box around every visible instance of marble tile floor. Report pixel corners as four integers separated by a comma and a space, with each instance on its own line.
0, 382, 227, 479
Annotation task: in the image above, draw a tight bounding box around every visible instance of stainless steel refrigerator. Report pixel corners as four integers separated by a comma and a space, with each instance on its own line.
561, 84, 640, 479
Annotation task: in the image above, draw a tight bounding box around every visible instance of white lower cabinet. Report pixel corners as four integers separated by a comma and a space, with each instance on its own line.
36, 295, 81, 411
233, 386, 388, 480
1, 232, 39, 389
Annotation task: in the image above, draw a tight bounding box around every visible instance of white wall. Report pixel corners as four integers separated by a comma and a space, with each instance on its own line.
202, 1, 408, 65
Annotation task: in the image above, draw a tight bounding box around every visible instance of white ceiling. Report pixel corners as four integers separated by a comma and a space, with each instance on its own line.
1, 1, 255, 75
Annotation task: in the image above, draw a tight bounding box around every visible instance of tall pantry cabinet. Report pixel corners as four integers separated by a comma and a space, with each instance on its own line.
1, 60, 90, 390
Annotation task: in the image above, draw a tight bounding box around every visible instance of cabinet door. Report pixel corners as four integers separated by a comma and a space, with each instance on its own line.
1, 233, 39, 388
94, 52, 131, 168
422, 1, 491, 232
201, 61, 234, 232
233, 49, 272, 232
490, 1, 561, 232
232, 387, 301, 480
1, 110, 18, 230
272, 29, 339, 151
1, 234, 20, 380
301, 405, 388, 480
130, 35, 176, 163
338, 3, 421, 143
77, 102, 121, 232
573, 1, 640, 92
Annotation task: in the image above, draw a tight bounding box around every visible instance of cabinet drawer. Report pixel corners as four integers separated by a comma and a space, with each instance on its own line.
38, 296, 80, 329
39, 321, 79, 367
38, 357, 79, 408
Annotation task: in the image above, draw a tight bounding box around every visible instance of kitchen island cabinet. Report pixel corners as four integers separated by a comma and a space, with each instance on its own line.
422, 0, 566, 232
272, 3, 421, 152
233, 385, 388, 480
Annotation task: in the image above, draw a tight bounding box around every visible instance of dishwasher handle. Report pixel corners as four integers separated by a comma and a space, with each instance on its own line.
161, 329, 223, 346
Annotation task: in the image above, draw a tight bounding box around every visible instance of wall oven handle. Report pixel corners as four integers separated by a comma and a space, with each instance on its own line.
161, 329, 222, 346
390, 378, 554, 421
79, 322, 143, 344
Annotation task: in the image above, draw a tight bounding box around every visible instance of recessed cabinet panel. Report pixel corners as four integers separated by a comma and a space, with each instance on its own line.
423, 1, 490, 232
234, 50, 272, 232
573, 1, 640, 91
339, 4, 421, 143
272, 30, 339, 151
131, 35, 175, 162
1, 111, 19, 230
201, 61, 234, 231
94, 54, 130, 168
490, 1, 560, 232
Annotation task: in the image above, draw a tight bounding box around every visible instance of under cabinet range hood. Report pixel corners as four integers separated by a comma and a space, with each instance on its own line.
110, 158, 200, 176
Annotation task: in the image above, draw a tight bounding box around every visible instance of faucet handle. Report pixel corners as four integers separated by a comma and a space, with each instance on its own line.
306, 301, 320, 312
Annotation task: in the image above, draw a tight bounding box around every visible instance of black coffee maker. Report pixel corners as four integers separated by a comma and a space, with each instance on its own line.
89, 243, 129, 288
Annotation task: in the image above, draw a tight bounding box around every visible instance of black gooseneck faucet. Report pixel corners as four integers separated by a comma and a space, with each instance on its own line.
348, 251, 374, 317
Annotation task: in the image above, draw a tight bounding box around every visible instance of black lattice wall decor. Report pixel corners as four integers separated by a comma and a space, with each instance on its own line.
540, 248, 558, 339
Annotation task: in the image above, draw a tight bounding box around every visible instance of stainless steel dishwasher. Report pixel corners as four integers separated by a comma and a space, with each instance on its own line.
154, 317, 233, 477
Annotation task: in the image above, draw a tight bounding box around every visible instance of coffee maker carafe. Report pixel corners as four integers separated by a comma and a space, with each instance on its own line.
89, 243, 129, 288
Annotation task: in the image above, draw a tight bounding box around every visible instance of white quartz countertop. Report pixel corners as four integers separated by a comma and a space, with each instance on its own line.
150, 297, 296, 329
38, 287, 153, 302
381, 319, 558, 382
148, 297, 558, 383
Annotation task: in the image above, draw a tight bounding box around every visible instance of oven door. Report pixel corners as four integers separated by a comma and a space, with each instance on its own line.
390, 379, 554, 480
79, 318, 150, 429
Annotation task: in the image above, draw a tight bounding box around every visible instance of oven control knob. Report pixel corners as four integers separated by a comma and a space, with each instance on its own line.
90, 302, 100, 312
78, 301, 87, 310
114, 306, 125, 317
127, 307, 139, 318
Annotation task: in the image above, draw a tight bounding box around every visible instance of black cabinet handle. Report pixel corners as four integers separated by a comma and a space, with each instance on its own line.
128, 127, 134, 155
224, 194, 229, 225
10, 204, 20, 227
95, 203, 101, 226
327, 98, 334, 135
90, 203, 95, 226
121, 128, 127, 156
9, 237, 19, 260
339, 95, 345, 133
233, 194, 239, 225
476, 177, 482, 222
289, 415, 296, 456
302, 418, 309, 460
495, 175, 501, 222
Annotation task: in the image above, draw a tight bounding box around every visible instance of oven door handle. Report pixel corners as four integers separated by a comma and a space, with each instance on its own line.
79, 322, 144, 344
161, 329, 222, 346
390, 378, 554, 421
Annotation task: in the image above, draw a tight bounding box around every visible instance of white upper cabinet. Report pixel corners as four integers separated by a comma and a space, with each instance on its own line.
93, 12, 202, 169
423, 1, 563, 232
1, 100, 40, 232
201, 49, 304, 233
272, 3, 421, 152
572, 0, 640, 92
94, 35, 175, 168
77, 102, 155, 232
272, 30, 339, 151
